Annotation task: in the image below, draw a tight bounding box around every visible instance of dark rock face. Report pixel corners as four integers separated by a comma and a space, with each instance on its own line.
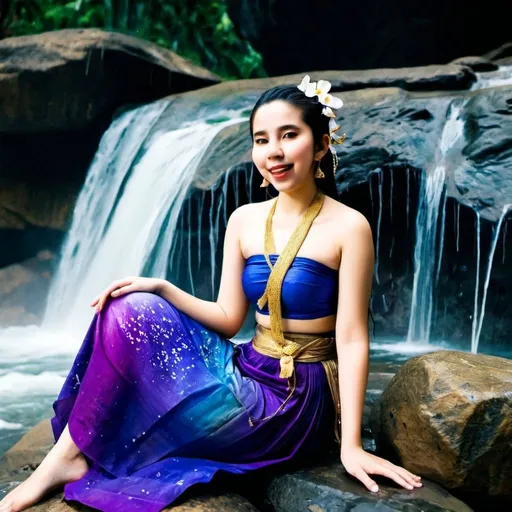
0, 251, 57, 326
0, 28, 221, 279
0, 28, 220, 133
458, 86, 512, 215
450, 57, 498, 72
370, 350, 512, 498
292, 65, 477, 93
227, 0, 510, 76
266, 462, 473, 512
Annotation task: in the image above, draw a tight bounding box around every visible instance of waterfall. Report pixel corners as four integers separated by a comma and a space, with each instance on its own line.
471, 64, 512, 90
471, 204, 512, 353
371, 170, 383, 285
44, 103, 245, 334
406, 104, 465, 344
44, 100, 167, 321
471, 211, 481, 349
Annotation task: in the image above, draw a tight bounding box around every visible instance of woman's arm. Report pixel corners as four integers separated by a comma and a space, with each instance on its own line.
335, 210, 422, 493
91, 206, 250, 339
336, 211, 374, 452
157, 205, 250, 338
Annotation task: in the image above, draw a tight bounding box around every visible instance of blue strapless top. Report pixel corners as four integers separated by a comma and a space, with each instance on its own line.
242, 254, 338, 320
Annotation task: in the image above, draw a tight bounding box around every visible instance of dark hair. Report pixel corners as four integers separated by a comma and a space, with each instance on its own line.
249, 85, 339, 200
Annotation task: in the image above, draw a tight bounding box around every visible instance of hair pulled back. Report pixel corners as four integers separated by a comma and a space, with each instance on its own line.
249, 85, 339, 200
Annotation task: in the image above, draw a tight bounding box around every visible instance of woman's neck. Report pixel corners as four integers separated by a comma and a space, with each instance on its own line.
275, 182, 319, 218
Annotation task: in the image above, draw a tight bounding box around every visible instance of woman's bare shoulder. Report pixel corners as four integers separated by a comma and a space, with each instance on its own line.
324, 197, 372, 239
232, 200, 274, 222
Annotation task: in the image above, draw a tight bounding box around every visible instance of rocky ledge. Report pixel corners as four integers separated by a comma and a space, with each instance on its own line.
371, 350, 512, 502
0, 360, 476, 511
0, 28, 220, 133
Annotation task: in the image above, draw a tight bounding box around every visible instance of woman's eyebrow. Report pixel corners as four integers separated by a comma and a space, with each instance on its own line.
253, 124, 301, 137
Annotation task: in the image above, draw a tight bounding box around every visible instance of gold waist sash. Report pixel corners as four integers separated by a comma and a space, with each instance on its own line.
252, 325, 341, 442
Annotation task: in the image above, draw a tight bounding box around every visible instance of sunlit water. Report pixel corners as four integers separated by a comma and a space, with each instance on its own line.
0, 326, 81, 456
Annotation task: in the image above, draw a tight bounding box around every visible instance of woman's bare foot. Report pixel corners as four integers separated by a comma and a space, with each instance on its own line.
0, 450, 88, 512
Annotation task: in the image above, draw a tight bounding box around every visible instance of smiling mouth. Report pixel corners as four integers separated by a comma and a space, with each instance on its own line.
269, 164, 293, 174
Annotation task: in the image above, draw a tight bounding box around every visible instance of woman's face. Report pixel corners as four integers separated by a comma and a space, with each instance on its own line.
252, 100, 323, 193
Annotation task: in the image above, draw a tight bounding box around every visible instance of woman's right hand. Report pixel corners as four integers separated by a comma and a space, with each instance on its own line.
90, 276, 165, 313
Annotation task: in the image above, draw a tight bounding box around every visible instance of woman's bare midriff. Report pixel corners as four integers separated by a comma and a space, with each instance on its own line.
255, 312, 336, 334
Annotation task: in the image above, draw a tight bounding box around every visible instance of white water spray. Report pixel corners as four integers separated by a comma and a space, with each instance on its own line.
471, 204, 512, 353
44, 105, 245, 334
407, 104, 464, 343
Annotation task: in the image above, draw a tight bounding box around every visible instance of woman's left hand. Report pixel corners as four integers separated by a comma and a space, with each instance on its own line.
341, 446, 422, 493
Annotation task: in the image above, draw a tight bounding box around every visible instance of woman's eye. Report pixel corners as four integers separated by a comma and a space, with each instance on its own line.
254, 138, 267, 144
283, 132, 297, 139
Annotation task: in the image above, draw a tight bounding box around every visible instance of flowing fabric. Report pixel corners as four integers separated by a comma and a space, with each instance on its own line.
51, 292, 335, 511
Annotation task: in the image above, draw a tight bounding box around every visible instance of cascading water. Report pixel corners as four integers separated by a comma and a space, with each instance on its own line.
471, 204, 512, 353
406, 64, 512, 348
0, 102, 251, 458
471, 64, 512, 90
44, 107, 246, 334
43, 101, 168, 327
406, 103, 465, 344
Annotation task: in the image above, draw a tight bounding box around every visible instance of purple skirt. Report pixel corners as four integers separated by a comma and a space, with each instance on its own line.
51, 292, 335, 511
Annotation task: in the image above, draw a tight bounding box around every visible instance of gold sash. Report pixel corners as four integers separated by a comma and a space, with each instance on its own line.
253, 192, 341, 442
252, 325, 341, 442
257, 192, 325, 378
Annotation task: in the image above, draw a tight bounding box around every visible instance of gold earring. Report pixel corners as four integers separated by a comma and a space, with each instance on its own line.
260, 178, 269, 188
314, 163, 325, 179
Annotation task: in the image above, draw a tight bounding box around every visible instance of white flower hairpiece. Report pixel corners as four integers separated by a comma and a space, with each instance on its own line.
297, 75, 346, 145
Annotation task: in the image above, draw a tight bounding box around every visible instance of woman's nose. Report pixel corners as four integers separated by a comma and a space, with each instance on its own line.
267, 139, 284, 158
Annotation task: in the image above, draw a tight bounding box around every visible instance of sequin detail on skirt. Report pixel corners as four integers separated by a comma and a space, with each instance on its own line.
51, 292, 335, 511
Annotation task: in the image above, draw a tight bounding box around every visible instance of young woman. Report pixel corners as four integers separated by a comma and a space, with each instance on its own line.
1, 77, 422, 512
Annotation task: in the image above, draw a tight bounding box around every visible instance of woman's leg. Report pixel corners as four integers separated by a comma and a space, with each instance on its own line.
0, 424, 88, 512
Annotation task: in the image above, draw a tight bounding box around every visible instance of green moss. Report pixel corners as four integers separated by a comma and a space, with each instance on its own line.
1, 0, 266, 80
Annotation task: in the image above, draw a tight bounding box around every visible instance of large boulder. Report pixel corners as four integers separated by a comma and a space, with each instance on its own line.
267, 461, 473, 512
370, 350, 512, 498
0, 28, 220, 133
227, 0, 510, 76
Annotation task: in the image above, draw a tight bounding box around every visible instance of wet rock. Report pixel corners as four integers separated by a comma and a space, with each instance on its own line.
158, 77, 511, 346
17, 491, 260, 511
0, 181, 77, 230
0, 28, 220, 133
168, 493, 260, 511
266, 462, 473, 511
21, 491, 260, 511
370, 350, 512, 498
458, 85, 512, 218
496, 57, 512, 66
317, 65, 476, 92
450, 57, 498, 72
482, 42, 512, 61
0, 251, 56, 326
0, 420, 259, 511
